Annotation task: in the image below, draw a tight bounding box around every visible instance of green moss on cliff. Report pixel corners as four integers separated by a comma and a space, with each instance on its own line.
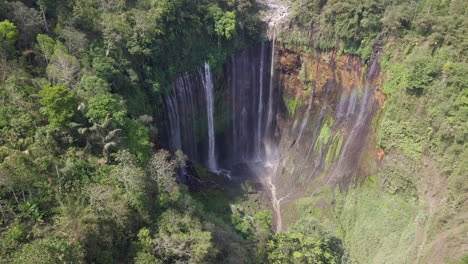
314, 118, 334, 150
325, 133, 344, 166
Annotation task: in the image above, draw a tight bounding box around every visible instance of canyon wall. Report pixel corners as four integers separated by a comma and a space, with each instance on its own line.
161, 43, 384, 229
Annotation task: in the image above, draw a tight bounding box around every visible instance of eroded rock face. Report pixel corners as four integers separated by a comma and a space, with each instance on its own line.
272, 46, 383, 226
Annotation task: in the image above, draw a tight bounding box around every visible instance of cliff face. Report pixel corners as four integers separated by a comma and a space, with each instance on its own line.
271, 46, 384, 227
162, 42, 385, 226
271, 46, 467, 264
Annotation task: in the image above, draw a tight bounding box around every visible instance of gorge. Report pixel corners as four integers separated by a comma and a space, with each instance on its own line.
1, 0, 466, 263
158, 2, 468, 262
163, 38, 382, 231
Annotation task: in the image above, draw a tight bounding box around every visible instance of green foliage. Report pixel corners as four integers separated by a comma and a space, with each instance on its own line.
0, 224, 28, 256
382, 62, 409, 96
452, 254, 468, 264
315, 118, 334, 150
285, 97, 301, 116
39, 85, 78, 127
0, 20, 18, 52
193, 162, 213, 181
147, 150, 181, 206
231, 205, 255, 239
124, 119, 151, 162
405, 48, 441, 94
379, 42, 468, 208
3, 0, 466, 262
267, 228, 342, 264
254, 210, 273, 232
151, 210, 214, 263
325, 133, 343, 165
134, 252, 163, 264
11, 237, 83, 264
18, 201, 43, 223
35, 34, 64, 63
209, 6, 237, 39
333, 174, 418, 263
85, 94, 127, 126
77, 75, 111, 98
46, 49, 80, 85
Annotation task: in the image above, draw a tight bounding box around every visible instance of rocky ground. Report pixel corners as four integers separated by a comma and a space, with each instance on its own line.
256, 0, 292, 37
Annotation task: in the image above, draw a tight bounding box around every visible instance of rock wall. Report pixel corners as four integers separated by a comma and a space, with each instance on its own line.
271, 46, 384, 226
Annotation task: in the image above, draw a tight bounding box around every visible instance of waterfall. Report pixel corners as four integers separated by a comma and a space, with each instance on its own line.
231, 55, 237, 159
202, 62, 218, 172
163, 41, 381, 231
165, 73, 199, 161
227, 42, 273, 165
266, 29, 277, 135
256, 43, 266, 160
165, 45, 273, 172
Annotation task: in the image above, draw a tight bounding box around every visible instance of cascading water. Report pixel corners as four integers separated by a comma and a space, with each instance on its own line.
164, 45, 274, 170
163, 41, 381, 231
202, 62, 218, 172
255, 43, 266, 160
165, 72, 200, 162
266, 29, 277, 136
226, 42, 274, 165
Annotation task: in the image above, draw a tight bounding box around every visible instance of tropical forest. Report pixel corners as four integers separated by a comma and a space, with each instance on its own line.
0, 0, 467, 263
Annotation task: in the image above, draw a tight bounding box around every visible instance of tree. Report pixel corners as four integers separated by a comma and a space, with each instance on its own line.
85, 183, 130, 226
39, 85, 78, 127
215, 11, 237, 39
11, 236, 84, 264
267, 217, 344, 264
133, 228, 163, 264
147, 150, 182, 205
113, 150, 146, 196
36, 0, 49, 32
152, 210, 214, 263
0, 20, 18, 54
96, 0, 126, 12
124, 119, 151, 162
35, 34, 55, 64
77, 75, 111, 98
72, 0, 100, 32
7, 1, 43, 48
78, 114, 122, 162
268, 233, 340, 264
381, 4, 413, 33
100, 12, 130, 56
208, 6, 237, 39
85, 93, 127, 125
405, 49, 440, 94
46, 49, 81, 86
60, 26, 88, 55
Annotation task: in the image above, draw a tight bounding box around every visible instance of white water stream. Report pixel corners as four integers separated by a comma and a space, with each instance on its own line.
203, 62, 218, 172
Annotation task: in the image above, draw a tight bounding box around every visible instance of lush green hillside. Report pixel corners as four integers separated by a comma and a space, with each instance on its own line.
0, 0, 271, 263
0, 0, 466, 263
